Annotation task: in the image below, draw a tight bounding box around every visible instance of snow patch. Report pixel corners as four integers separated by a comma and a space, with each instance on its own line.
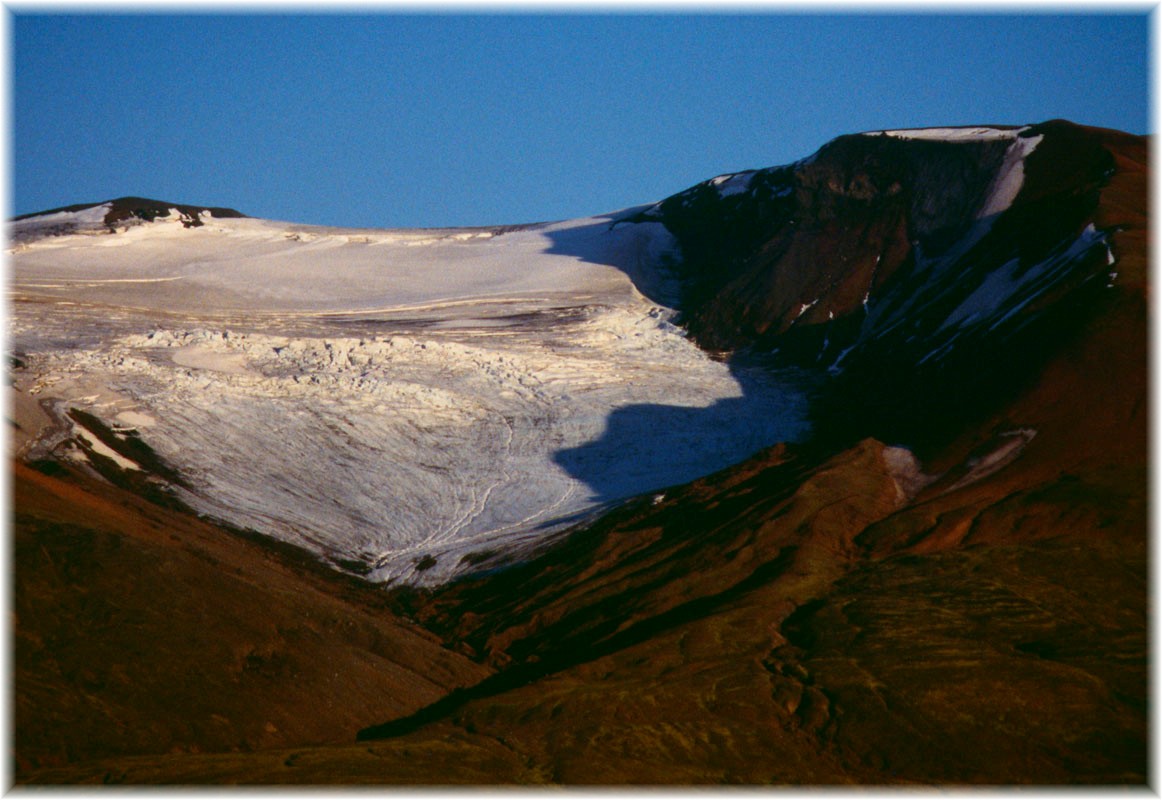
19, 203, 112, 228
882, 446, 936, 504
114, 410, 157, 429
936, 224, 1107, 335
8, 203, 114, 248
795, 299, 819, 319
947, 429, 1036, 492
709, 171, 756, 198
977, 133, 1043, 220
72, 421, 142, 471
873, 126, 1023, 142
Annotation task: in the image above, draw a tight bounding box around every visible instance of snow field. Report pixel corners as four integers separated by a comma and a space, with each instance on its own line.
11, 209, 809, 585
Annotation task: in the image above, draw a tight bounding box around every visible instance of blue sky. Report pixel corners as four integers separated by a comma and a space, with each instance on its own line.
11, 12, 1152, 228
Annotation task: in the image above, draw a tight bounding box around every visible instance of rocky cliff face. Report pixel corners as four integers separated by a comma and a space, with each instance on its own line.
640, 122, 1117, 347
636, 120, 1142, 456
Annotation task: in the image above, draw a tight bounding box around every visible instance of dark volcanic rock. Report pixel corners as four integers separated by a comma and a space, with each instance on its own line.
638, 120, 1142, 457
13, 196, 246, 229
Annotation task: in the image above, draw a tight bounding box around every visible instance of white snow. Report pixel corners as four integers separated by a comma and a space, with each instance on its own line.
873, 126, 1023, 142
114, 410, 157, 429
11, 206, 810, 586
8, 203, 113, 248
937, 224, 1108, 334
709, 171, 756, 198
21, 203, 112, 228
171, 344, 252, 375
10, 205, 697, 317
938, 257, 1028, 331
947, 429, 1036, 492
977, 133, 1043, 220
794, 299, 819, 319
882, 445, 935, 504
72, 421, 142, 472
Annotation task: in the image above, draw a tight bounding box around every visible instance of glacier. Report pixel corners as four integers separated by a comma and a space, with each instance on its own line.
9, 205, 810, 585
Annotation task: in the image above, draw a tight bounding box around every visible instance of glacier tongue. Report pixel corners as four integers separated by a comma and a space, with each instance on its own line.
11, 209, 810, 586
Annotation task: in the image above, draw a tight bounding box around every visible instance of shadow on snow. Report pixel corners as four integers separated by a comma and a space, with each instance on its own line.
538, 210, 811, 503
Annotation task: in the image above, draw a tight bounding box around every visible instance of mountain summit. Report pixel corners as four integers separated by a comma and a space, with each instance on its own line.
635, 119, 1144, 454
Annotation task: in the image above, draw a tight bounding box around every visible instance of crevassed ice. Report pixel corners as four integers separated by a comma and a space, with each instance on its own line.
11, 208, 811, 586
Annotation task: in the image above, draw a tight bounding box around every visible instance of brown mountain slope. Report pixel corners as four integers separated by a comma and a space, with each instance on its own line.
355, 123, 1147, 783
12, 460, 490, 779
22, 431, 1145, 784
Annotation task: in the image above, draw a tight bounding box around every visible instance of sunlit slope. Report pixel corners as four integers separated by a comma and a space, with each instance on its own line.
11, 459, 491, 775
12, 201, 655, 314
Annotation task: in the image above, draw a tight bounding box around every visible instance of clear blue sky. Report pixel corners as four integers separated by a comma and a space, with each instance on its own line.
11, 12, 1152, 228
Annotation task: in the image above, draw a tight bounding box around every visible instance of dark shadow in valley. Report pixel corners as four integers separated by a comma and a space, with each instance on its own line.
550, 361, 812, 505
537, 212, 816, 505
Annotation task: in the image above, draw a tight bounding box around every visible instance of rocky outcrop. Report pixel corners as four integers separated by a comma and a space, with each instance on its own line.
14, 195, 247, 225
639, 120, 1144, 457
10, 196, 246, 244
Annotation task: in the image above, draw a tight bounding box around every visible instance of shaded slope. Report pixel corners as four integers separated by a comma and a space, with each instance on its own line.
637, 121, 1144, 456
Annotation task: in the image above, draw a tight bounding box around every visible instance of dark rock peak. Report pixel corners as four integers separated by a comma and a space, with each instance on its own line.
13, 196, 247, 228
637, 119, 1133, 339
633, 119, 1143, 456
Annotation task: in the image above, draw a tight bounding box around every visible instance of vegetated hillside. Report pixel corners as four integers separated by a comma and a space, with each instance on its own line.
12, 120, 1148, 785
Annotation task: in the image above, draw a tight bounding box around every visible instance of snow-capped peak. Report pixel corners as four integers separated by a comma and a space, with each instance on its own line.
867, 125, 1028, 141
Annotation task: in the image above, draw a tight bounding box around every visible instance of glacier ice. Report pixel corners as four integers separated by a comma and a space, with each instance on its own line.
10, 208, 810, 585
